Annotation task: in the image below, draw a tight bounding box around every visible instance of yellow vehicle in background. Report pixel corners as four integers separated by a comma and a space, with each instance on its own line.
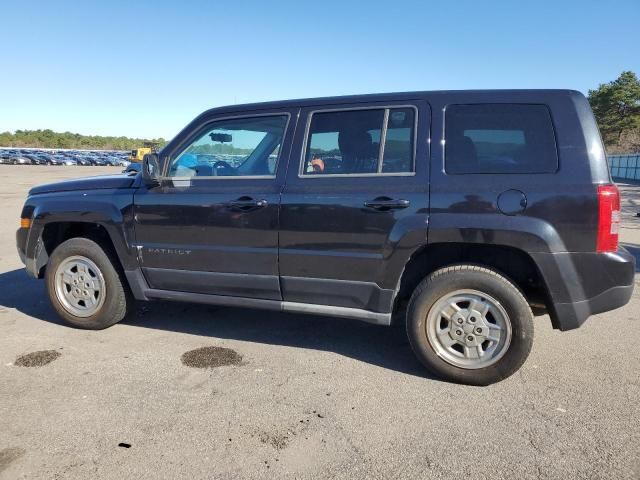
128, 141, 161, 163
128, 147, 152, 163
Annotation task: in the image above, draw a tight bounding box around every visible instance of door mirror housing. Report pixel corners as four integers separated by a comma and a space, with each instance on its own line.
142, 153, 161, 186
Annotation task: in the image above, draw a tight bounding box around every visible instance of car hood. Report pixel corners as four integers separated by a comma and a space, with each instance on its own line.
29, 174, 137, 195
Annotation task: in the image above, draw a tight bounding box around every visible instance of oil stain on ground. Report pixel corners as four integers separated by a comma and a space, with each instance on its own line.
14, 350, 61, 367
181, 346, 243, 368
0, 447, 26, 474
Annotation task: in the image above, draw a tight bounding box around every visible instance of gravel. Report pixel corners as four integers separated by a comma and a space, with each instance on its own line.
180, 346, 243, 368
14, 350, 61, 368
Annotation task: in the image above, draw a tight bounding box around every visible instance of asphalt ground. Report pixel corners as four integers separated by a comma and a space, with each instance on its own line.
1, 166, 639, 479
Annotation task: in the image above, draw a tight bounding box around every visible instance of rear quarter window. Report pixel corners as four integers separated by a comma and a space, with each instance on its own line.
445, 104, 558, 174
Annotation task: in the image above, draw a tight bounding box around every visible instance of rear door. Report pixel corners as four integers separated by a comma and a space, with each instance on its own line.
133, 108, 297, 300
279, 100, 430, 314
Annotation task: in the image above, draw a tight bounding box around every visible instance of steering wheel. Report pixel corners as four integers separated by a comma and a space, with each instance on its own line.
212, 160, 234, 176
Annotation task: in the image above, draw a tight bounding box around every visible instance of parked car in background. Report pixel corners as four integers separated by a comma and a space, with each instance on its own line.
74, 157, 92, 166
108, 155, 126, 166
40, 154, 62, 165
83, 155, 99, 166
23, 154, 43, 165
10, 155, 34, 165
37, 153, 52, 165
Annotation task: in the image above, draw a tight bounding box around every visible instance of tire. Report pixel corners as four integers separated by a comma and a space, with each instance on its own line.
406, 265, 534, 386
46, 237, 131, 329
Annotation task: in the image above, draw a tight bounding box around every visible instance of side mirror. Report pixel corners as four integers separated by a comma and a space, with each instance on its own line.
142, 153, 161, 186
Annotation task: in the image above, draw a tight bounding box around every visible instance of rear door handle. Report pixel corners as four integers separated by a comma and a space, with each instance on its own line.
364, 197, 410, 210
227, 196, 268, 210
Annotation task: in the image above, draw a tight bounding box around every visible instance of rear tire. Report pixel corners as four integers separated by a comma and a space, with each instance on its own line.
46, 237, 131, 329
406, 265, 534, 386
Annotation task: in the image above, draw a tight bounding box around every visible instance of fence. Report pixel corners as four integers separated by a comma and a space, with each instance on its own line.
607, 153, 640, 181
608, 154, 640, 182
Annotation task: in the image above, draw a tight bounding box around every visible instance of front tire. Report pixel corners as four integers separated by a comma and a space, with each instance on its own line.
46, 237, 131, 329
406, 265, 534, 385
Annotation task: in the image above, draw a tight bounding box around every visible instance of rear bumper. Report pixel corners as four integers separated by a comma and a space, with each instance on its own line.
532, 248, 635, 331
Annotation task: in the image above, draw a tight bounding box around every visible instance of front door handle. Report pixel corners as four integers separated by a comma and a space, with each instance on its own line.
227, 196, 268, 210
364, 197, 410, 210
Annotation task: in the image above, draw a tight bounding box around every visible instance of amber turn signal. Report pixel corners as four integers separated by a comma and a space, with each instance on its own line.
20, 218, 31, 229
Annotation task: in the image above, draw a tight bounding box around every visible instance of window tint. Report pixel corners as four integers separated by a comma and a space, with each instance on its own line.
303, 108, 414, 175
445, 104, 558, 174
168, 115, 288, 177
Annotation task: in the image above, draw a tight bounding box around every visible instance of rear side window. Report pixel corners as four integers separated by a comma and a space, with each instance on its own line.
445, 104, 558, 174
302, 107, 415, 175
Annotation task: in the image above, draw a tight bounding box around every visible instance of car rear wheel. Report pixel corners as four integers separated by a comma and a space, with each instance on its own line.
406, 265, 534, 385
46, 237, 131, 329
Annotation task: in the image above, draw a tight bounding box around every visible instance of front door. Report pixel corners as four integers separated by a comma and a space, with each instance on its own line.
133, 109, 297, 300
279, 101, 430, 313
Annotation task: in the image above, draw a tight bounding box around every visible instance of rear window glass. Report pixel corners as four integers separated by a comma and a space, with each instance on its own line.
445, 104, 558, 174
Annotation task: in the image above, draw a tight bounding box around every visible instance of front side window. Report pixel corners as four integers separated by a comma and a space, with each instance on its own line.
302, 107, 415, 175
445, 104, 558, 174
168, 115, 288, 177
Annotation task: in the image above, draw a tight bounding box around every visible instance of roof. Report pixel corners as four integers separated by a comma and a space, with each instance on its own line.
201, 89, 583, 115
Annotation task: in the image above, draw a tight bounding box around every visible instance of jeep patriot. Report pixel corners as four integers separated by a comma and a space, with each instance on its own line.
16, 90, 635, 384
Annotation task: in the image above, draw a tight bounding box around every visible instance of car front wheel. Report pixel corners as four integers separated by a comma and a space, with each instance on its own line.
46, 237, 131, 329
406, 265, 534, 385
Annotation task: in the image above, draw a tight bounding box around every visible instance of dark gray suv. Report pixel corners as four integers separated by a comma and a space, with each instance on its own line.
17, 90, 635, 385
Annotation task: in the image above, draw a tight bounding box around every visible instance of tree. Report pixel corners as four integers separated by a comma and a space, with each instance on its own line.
588, 71, 640, 153
0, 129, 166, 151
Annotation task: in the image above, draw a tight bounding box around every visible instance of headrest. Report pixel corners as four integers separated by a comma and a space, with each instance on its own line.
448, 135, 478, 172
338, 130, 373, 157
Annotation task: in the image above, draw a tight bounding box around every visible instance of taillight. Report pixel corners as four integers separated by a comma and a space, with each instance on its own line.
596, 184, 620, 253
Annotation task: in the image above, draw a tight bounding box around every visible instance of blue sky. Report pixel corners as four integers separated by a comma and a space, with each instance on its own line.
1, 0, 638, 140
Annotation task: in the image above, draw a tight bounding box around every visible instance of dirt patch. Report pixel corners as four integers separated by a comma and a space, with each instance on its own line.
14, 350, 61, 367
181, 346, 242, 368
258, 431, 290, 450
0, 447, 26, 473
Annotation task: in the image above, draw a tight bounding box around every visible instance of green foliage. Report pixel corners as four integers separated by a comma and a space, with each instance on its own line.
188, 143, 252, 156
588, 71, 640, 153
0, 129, 166, 151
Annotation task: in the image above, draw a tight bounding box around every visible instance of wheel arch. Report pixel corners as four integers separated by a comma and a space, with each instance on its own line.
35, 221, 128, 278
393, 242, 552, 323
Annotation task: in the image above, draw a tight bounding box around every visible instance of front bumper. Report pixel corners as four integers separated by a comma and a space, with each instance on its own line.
16, 227, 48, 278
532, 248, 636, 331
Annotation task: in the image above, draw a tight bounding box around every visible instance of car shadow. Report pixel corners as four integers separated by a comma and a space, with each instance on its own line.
0, 268, 429, 378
